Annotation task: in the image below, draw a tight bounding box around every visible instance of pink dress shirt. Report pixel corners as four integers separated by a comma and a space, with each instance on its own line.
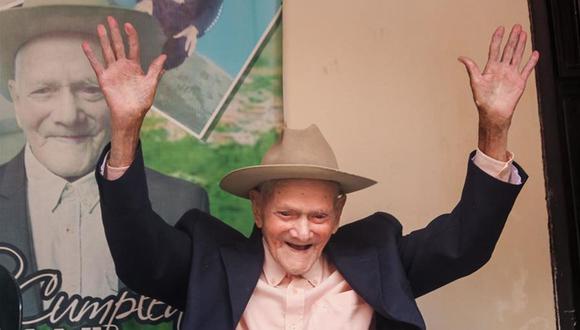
237, 240, 374, 330
102, 149, 520, 329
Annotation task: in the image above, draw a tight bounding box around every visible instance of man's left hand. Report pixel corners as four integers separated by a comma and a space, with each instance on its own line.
458, 24, 539, 161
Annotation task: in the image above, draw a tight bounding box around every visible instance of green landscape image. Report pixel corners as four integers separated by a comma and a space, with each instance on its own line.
142, 23, 283, 237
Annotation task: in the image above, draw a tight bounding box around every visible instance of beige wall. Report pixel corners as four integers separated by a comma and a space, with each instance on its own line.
283, 1, 554, 329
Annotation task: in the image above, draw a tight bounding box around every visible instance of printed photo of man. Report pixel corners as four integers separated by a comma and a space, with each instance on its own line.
0, 0, 208, 324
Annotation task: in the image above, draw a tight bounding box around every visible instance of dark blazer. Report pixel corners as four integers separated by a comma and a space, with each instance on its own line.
0, 149, 209, 317
97, 146, 527, 330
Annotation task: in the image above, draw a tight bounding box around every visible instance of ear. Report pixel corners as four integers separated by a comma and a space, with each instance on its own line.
332, 194, 347, 234
7, 80, 23, 128
248, 189, 264, 228
8, 80, 18, 102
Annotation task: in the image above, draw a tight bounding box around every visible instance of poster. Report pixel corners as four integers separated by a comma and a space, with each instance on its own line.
0, 0, 283, 329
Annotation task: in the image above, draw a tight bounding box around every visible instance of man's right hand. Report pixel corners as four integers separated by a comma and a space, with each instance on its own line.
82, 16, 166, 167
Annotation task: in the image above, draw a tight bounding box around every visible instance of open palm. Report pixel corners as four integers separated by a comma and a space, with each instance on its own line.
459, 25, 539, 129
82, 16, 166, 131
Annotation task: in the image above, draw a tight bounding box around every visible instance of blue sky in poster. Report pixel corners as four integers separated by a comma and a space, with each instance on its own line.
113, 0, 281, 76
197, 0, 281, 76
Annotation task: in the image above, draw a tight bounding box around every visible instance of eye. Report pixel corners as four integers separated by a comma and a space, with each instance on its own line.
310, 212, 329, 223
78, 85, 104, 101
275, 210, 296, 219
29, 86, 57, 98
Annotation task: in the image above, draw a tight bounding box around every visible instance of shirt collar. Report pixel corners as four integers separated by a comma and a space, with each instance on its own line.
24, 144, 100, 213
261, 239, 326, 287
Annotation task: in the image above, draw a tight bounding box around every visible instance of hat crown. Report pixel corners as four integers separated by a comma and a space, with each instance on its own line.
0, 0, 163, 101
261, 125, 339, 169
220, 124, 376, 198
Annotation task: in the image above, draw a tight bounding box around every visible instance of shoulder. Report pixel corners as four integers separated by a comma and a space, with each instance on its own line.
144, 167, 209, 223
176, 208, 248, 246
333, 212, 403, 246
0, 151, 25, 193
0, 151, 24, 176
0, 159, 9, 178
145, 166, 205, 194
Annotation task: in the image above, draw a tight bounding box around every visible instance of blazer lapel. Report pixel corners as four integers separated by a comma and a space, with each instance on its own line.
326, 236, 425, 329
0, 151, 43, 316
0, 151, 36, 274
325, 240, 383, 311
219, 228, 264, 327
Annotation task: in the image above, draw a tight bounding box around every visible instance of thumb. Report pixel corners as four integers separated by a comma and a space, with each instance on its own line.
173, 30, 187, 38
457, 56, 481, 81
146, 54, 167, 83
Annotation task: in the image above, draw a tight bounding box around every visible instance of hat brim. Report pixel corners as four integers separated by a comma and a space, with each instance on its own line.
220, 164, 377, 199
0, 5, 164, 100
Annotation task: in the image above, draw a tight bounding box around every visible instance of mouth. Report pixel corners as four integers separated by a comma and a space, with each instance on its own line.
51, 135, 93, 143
286, 242, 313, 251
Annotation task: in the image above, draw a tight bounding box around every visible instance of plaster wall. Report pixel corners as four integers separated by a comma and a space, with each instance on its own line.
283, 1, 555, 329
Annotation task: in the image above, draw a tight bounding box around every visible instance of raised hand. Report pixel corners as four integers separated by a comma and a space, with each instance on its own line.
82, 16, 166, 167
458, 24, 539, 161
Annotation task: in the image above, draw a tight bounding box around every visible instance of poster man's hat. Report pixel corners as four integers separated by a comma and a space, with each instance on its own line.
0, 0, 164, 100
220, 125, 377, 198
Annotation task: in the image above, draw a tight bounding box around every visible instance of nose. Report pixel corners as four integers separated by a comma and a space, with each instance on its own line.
51, 88, 85, 126
289, 217, 313, 241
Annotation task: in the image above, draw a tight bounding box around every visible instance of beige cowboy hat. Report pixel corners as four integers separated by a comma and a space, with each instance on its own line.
0, 0, 164, 101
220, 125, 377, 199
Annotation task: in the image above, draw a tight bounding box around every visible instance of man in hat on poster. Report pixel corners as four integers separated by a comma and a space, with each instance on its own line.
0, 0, 209, 321
86, 14, 539, 330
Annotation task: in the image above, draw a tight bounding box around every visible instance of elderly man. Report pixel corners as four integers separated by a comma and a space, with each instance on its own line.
86, 16, 538, 329
0, 0, 208, 320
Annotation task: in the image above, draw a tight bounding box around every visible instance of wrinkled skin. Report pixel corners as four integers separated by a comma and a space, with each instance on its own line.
249, 179, 346, 276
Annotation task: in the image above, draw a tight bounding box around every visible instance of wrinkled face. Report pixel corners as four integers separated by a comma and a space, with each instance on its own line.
250, 179, 346, 276
8, 33, 109, 181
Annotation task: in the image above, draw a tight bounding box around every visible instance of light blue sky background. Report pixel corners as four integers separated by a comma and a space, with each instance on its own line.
197, 0, 281, 76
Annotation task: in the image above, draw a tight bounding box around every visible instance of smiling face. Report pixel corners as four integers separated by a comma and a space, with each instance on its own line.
250, 179, 346, 276
8, 33, 109, 181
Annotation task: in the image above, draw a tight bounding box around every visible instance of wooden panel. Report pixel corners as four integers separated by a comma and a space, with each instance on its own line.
561, 91, 580, 242
530, 0, 580, 327
550, 0, 580, 76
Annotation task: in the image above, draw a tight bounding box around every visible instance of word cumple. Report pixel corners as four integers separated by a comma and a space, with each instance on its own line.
1, 244, 181, 329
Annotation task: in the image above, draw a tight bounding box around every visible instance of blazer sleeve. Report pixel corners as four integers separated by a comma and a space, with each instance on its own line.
95, 143, 194, 310
398, 152, 528, 298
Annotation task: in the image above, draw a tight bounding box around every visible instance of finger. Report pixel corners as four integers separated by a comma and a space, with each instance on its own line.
97, 24, 116, 66
124, 23, 141, 65
107, 16, 126, 59
81, 41, 104, 76
488, 26, 505, 63
173, 30, 186, 38
458, 56, 482, 81
146, 54, 168, 83
511, 31, 527, 67
187, 39, 195, 57
520, 50, 540, 80
185, 38, 192, 56
501, 24, 522, 63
